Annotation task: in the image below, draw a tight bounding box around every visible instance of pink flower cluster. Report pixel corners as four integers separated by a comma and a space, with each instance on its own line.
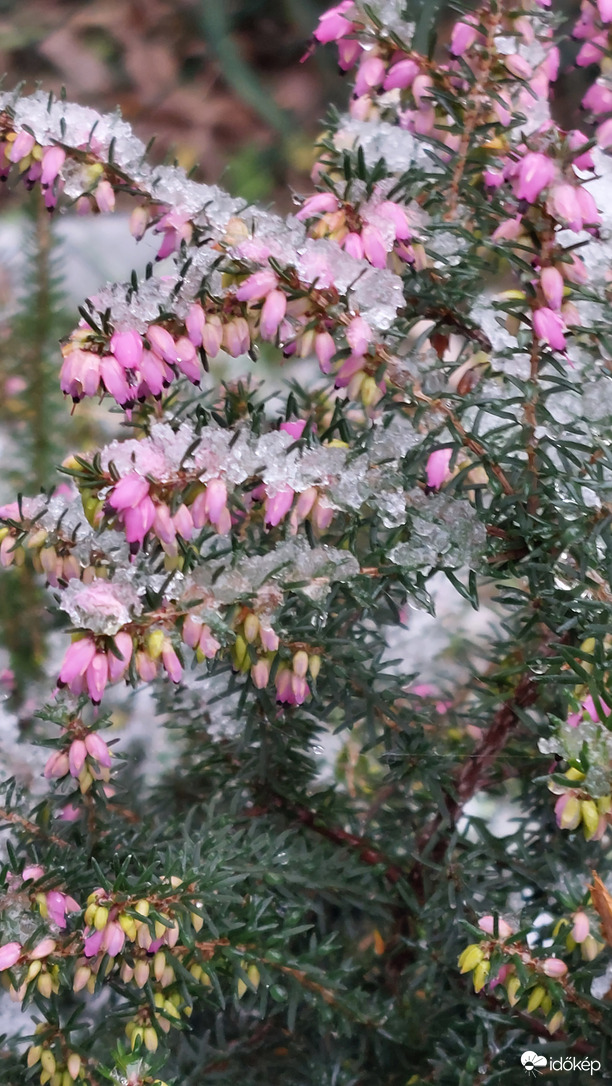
296, 190, 414, 268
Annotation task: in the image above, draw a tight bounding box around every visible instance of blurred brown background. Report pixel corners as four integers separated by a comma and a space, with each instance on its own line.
0, 0, 343, 207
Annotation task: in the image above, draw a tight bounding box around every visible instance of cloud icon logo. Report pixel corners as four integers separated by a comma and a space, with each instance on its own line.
521, 1052, 548, 1073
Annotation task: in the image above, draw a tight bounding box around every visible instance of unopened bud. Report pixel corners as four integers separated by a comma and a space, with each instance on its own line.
458, 944, 483, 974
243, 614, 260, 643
527, 984, 546, 1012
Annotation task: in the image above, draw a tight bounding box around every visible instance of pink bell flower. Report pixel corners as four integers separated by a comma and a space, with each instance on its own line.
346, 316, 371, 355
102, 921, 125, 958
583, 82, 612, 115
94, 180, 115, 213
354, 55, 386, 96
315, 330, 336, 372
515, 152, 556, 203
280, 419, 307, 440
68, 739, 88, 777
40, 145, 65, 186
174, 336, 201, 383
85, 732, 112, 768
540, 266, 564, 310
384, 58, 419, 90
201, 314, 223, 357
450, 18, 478, 56
478, 915, 513, 939
337, 38, 362, 70
162, 642, 183, 683
84, 928, 105, 958
8, 131, 35, 162
86, 653, 109, 704
99, 354, 132, 405
542, 957, 567, 978
110, 330, 144, 371
361, 225, 387, 267
44, 750, 70, 779
260, 290, 287, 339
314, 2, 354, 44
265, 487, 295, 527
109, 472, 150, 511
342, 231, 365, 260
0, 943, 21, 971
295, 192, 339, 221
186, 303, 206, 347
199, 626, 221, 658
235, 269, 278, 301
533, 307, 566, 351
58, 637, 97, 686
426, 449, 453, 489
107, 631, 133, 682
205, 478, 228, 526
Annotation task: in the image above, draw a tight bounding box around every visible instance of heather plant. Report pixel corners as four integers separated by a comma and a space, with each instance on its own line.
2, 1, 612, 1083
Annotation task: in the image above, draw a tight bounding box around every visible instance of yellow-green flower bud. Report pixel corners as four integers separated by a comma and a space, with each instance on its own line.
506, 974, 521, 1007
93, 906, 109, 931
527, 985, 546, 1013
458, 944, 484, 974
147, 630, 166, 660
243, 614, 260, 643
581, 799, 600, 839
472, 960, 490, 992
